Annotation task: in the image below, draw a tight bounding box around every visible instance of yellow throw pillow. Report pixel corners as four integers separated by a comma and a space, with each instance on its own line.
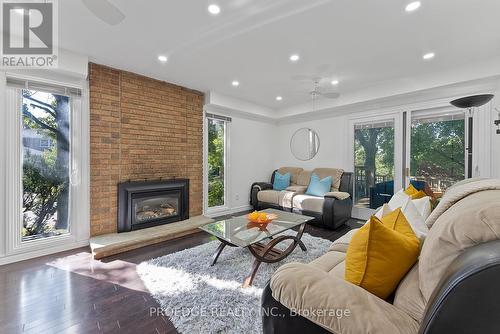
345, 215, 420, 299
404, 184, 427, 200
379, 207, 416, 239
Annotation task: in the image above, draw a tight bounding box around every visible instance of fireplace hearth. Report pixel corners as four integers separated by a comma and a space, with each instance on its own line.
118, 179, 189, 233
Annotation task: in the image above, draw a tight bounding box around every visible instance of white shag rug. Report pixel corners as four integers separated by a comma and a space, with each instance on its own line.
137, 231, 332, 334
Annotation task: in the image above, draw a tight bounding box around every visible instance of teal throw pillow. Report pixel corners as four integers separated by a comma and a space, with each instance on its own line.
273, 172, 291, 191
306, 174, 332, 197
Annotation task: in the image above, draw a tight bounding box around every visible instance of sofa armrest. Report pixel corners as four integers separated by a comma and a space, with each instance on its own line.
324, 191, 350, 200
270, 263, 419, 334
252, 182, 273, 191
250, 182, 273, 209
285, 185, 307, 193
329, 228, 359, 253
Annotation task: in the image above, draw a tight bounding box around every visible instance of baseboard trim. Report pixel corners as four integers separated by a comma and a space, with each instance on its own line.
0, 240, 90, 266
205, 205, 252, 218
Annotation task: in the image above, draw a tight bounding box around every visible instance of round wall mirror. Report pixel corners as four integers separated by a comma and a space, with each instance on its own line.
290, 128, 320, 161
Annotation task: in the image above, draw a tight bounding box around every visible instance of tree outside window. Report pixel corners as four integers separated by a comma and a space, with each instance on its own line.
207, 118, 225, 208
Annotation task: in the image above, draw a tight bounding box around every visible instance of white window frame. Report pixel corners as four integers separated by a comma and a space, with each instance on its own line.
348, 112, 403, 220
203, 111, 231, 217
405, 107, 470, 188
0, 74, 90, 264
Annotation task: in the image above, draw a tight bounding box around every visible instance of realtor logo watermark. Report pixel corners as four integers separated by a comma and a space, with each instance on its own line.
1, 0, 58, 68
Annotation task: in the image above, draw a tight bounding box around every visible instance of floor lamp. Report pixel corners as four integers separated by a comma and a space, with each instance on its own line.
450, 94, 494, 177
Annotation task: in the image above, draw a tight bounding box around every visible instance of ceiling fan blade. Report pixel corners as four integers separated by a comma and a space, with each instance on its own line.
82, 0, 125, 25
320, 91, 340, 99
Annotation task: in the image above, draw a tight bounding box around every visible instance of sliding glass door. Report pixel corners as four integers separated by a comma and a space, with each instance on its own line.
408, 110, 467, 197
350, 108, 470, 219
353, 119, 396, 210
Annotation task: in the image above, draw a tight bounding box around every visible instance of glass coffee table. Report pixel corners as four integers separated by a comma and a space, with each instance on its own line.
199, 209, 314, 286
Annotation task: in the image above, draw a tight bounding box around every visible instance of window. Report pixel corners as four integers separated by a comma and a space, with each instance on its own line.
409, 110, 467, 197
206, 115, 228, 209
3, 77, 88, 256
353, 120, 395, 209
21, 89, 71, 241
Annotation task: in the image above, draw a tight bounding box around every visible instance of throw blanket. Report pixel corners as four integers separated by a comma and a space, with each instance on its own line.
426, 178, 500, 228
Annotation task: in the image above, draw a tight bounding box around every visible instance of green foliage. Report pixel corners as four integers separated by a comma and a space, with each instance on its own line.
22, 152, 67, 237
411, 119, 465, 179
21, 90, 70, 238
208, 179, 224, 207
355, 126, 395, 178
207, 119, 225, 207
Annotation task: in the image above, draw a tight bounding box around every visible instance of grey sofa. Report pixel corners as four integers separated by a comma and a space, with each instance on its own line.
250, 167, 353, 229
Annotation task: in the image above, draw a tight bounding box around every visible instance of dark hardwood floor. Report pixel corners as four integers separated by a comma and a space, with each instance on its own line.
0, 213, 361, 334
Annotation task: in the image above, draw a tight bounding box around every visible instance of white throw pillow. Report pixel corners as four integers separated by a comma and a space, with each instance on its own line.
364, 203, 392, 225
412, 196, 432, 220
388, 189, 410, 210
402, 199, 429, 240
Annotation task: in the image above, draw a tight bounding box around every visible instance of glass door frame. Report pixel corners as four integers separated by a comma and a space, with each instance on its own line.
404, 107, 472, 191
348, 112, 404, 220
203, 112, 231, 216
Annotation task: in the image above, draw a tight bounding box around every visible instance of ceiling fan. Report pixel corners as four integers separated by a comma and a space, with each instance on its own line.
305, 79, 340, 113
308, 78, 340, 100
82, 0, 125, 25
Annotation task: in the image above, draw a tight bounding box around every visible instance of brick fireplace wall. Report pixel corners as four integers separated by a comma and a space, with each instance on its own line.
89, 63, 204, 236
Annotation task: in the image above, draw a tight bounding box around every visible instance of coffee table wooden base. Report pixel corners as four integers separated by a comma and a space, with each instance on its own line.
211, 223, 307, 287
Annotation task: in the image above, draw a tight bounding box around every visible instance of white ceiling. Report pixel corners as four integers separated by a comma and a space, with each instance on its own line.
59, 0, 500, 111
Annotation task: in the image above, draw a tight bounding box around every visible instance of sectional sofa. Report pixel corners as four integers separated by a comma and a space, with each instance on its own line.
261, 178, 500, 334
250, 167, 353, 229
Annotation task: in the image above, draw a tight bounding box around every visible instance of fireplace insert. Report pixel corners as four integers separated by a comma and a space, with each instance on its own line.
118, 179, 189, 232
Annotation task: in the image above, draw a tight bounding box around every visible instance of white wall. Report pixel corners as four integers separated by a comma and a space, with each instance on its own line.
227, 116, 277, 211
203, 98, 278, 216
274, 115, 350, 171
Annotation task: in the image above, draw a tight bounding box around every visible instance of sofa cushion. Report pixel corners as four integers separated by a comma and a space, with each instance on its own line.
305, 174, 332, 197
419, 189, 500, 302
296, 170, 312, 187
270, 263, 420, 334
312, 168, 344, 192
394, 264, 426, 322
324, 191, 350, 200
309, 250, 346, 273
285, 185, 307, 193
278, 190, 295, 209
277, 167, 303, 186
293, 194, 324, 213
345, 216, 420, 299
273, 172, 290, 190
329, 228, 359, 253
257, 190, 280, 205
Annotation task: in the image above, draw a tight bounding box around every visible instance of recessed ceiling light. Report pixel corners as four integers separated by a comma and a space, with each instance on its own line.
158, 55, 168, 62
231, 80, 239, 87
208, 4, 221, 15
289, 54, 300, 62
405, 1, 421, 12
331, 80, 339, 85
423, 52, 435, 60
276, 96, 283, 101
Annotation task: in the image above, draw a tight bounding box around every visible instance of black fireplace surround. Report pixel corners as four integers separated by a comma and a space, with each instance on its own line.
118, 179, 189, 233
